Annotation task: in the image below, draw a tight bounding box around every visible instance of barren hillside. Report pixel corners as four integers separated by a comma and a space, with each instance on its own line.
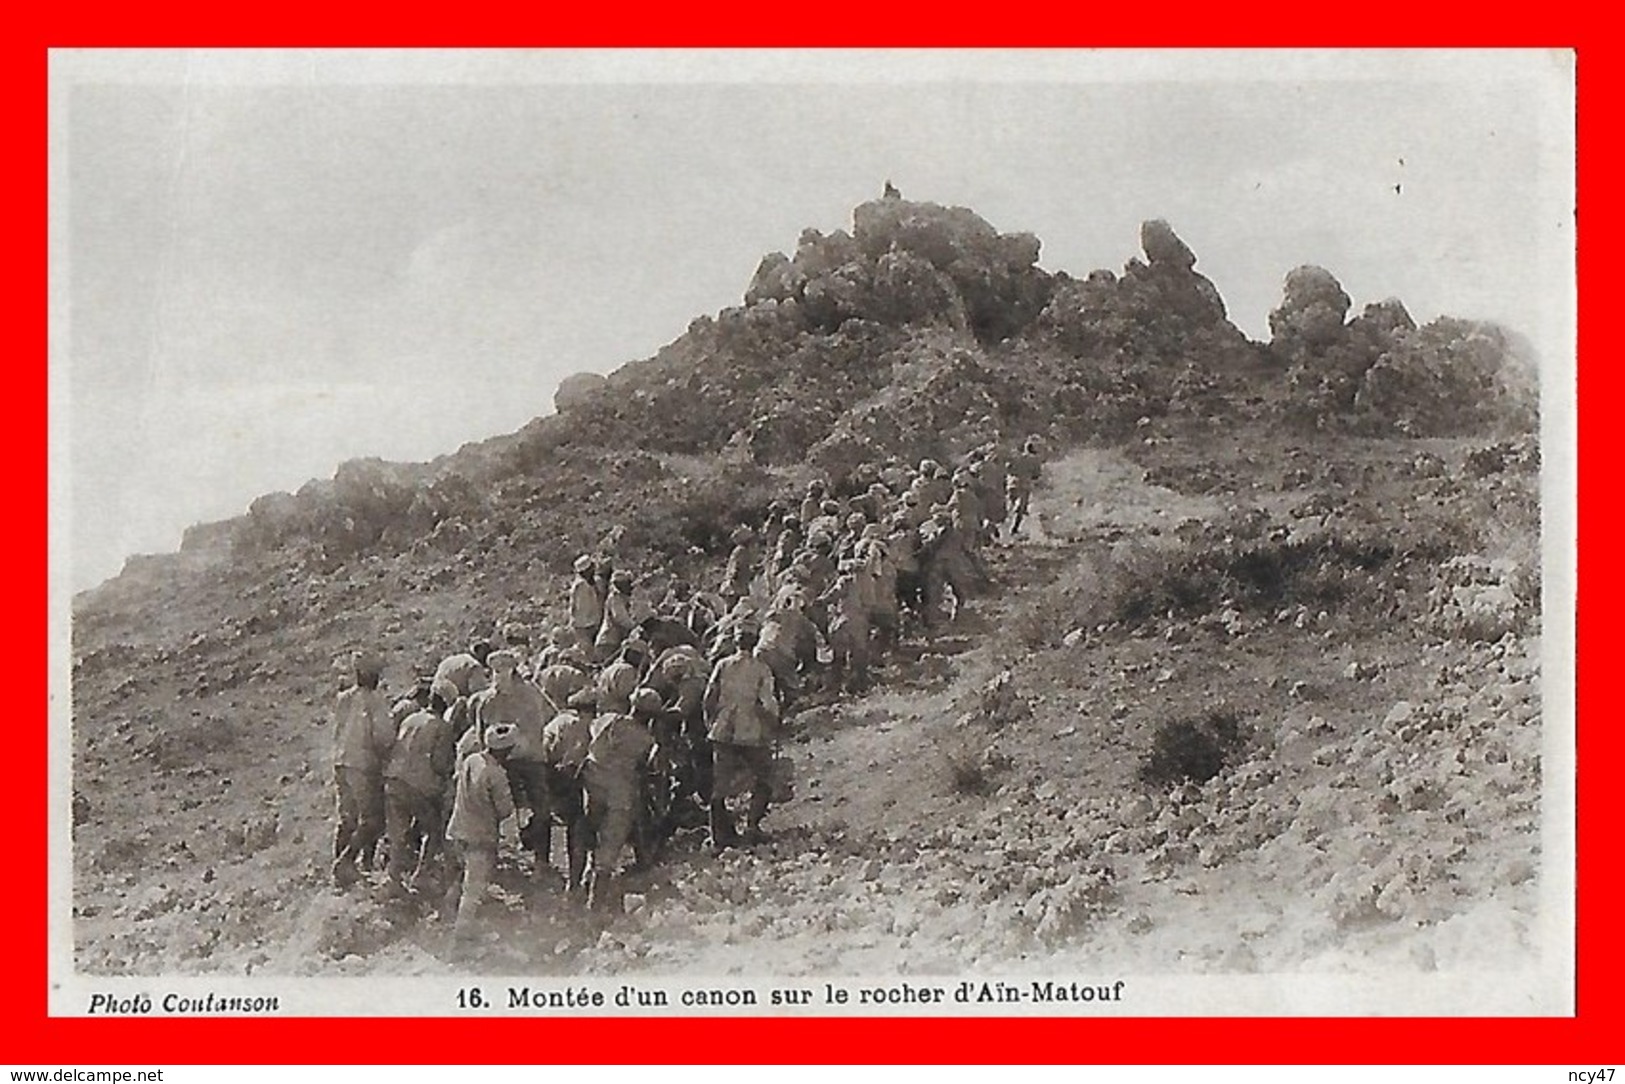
69, 197, 1541, 976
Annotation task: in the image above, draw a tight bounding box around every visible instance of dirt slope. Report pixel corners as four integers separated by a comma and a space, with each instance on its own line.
70, 421, 1541, 978
67, 197, 1542, 979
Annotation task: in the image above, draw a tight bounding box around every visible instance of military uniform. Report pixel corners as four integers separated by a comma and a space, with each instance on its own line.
703, 648, 780, 847
648, 644, 712, 802
721, 542, 758, 606
383, 707, 456, 890
1007, 447, 1042, 534
536, 663, 591, 713
581, 709, 656, 910
820, 570, 872, 693
469, 669, 555, 877
979, 452, 1010, 530
433, 653, 489, 699
917, 473, 952, 511
922, 518, 979, 625
887, 521, 925, 621
756, 604, 820, 707
540, 708, 593, 895
331, 684, 395, 886
856, 535, 900, 652
949, 484, 983, 547
595, 587, 637, 662
569, 574, 603, 651
445, 744, 516, 936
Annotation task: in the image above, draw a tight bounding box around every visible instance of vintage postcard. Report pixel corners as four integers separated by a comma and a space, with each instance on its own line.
47, 48, 1575, 1018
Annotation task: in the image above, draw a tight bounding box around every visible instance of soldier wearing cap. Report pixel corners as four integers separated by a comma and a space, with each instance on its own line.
331, 652, 396, 889
950, 469, 991, 582
390, 674, 433, 728
808, 499, 843, 541
977, 442, 1010, 538
836, 511, 869, 560
618, 629, 654, 676
647, 642, 713, 807
469, 649, 556, 883
628, 686, 674, 864
917, 462, 952, 510
581, 662, 656, 911
594, 569, 639, 663
801, 532, 838, 614
920, 510, 979, 626
768, 515, 803, 577
703, 625, 780, 851
879, 458, 909, 493
858, 482, 893, 524
540, 687, 597, 897
887, 514, 926, 622
757, 589, 821, 709
433, 642, 492, 700
855, 523, 901, 653
384, 684, 457, 895
530, 624, 573, 676
950, 470, 983, 543
536, 654, 591, 714
1007, 436, 1043, 536
569, 554, 603, 651
820, 562, 872, 694
799, 479, 827, 526
720, 525, 759, 608
432, 677, 473, 822
445, 723, 518, 939
899, 485, 930, 530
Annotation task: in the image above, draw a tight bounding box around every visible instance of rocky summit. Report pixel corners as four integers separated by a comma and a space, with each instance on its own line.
70, 196, 1542, 979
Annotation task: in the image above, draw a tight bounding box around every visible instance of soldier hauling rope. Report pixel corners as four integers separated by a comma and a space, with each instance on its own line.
325, 433, 1047, 937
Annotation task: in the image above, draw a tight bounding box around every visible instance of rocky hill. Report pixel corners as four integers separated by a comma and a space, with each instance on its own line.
69, 196, 1542, 978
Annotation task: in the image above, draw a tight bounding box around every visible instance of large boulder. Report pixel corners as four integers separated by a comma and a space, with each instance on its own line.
1034, 220, 1239, 368
793, 228, 862, 280
852, 199, 1003, 268
1269, 265, 1352, 354
845, 198, 1051, 343
868, 248, 968, 329
1348, 297, 1416, 341
799, 261, 874, 333
554, 371, 607, 413
1140, 219, 1197, 271
744, 251, 800, 306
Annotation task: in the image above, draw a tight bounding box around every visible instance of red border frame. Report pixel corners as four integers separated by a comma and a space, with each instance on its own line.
26, 25, 1601, 1066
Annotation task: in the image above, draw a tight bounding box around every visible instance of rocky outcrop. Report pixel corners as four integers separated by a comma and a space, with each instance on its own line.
1269, 265, 1352, 355
1268, 264, 1534, 435
553, 370, 607, 413
1036, 220, 1238, 359
1355, 318, 1537, 436
1274, 281, 1406, 421
1031, 220, 1255, 431
84, 197, 1534, 605
1140, 218, 1197, 272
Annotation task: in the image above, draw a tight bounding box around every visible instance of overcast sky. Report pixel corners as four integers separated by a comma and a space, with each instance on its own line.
51, 50, 1574, 592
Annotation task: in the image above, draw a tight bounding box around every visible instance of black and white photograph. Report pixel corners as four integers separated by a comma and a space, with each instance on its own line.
49, 49, 1575, 1016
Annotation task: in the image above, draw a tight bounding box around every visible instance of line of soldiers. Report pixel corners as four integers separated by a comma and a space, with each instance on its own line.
328, 436, 1044, 941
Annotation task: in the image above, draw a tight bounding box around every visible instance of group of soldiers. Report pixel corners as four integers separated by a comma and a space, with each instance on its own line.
328, 436, 1045, 940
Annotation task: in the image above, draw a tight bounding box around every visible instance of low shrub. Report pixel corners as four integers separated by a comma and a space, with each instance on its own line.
1139, 708, 1251, 787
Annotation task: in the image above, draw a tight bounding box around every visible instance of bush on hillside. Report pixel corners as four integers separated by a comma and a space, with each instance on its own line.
1139, 708, 1251, 787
